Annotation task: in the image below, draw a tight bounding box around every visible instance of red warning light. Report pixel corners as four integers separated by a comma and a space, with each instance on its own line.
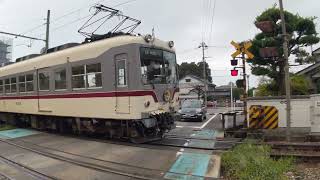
231, 70, 238, 76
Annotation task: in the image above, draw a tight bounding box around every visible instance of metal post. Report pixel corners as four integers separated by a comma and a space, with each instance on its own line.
45, 10, 51, 52
230, 82, 233, 111
247, 75, 250, 96
279, 0, 291, 141
200, 42, 208, 106
242, 52, 248, 127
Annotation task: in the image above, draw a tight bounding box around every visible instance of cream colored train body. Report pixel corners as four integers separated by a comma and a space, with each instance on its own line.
0, 35, 179, 141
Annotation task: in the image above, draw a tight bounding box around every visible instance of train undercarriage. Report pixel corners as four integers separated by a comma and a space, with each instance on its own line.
0, 112, 176, 143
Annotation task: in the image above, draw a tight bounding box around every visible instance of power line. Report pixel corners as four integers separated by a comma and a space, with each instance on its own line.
208, 0, 217, 45
19, 0, 111, 36
201, 0, 207, 41
21, 23, 46, 35
37, 0, 141, 37
113, 0, 140, 7
51, 0, 141, 31
51, 0, 110, 24
204, 0, 212, 41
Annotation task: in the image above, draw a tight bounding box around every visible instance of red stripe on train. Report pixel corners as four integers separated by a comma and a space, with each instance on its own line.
0, 90, 159, 102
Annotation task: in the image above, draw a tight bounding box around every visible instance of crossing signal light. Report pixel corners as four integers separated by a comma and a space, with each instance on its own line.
231, 59, 238, 66
231, 69, 238, 76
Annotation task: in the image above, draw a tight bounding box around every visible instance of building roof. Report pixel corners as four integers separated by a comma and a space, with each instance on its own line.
179, 74, 216, 87
296, 47, 320, 76
296, 62, 320, 75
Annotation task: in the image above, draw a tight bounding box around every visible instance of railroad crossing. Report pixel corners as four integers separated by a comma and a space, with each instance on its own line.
0, 0, 320, 179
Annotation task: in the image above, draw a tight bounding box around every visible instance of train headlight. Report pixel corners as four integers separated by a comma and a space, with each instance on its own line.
144, 101, 150, 108
163, 90, 171, 102
144, 34, 153, 43
168, 41, 174, 48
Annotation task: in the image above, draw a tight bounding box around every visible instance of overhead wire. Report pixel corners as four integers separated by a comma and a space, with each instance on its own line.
200, 0, 207, 42
51, 0, 109, 24
19, 0, 111, 36
36, 0, 141, 37
204, 0, 212, 42
21, 23, 46, 35
208, 0, 217, 45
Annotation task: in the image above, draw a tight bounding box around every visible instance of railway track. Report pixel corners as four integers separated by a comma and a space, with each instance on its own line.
36, 132, 237, 152
266, 142, 320, 162
150, 137, 236, 151
0, 138, 209, 180
0, 154, 56, 180
0, 173, 12, 180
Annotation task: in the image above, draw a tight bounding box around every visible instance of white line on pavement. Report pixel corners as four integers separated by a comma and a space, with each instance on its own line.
199, 114, 218, 129
175, 114, 218, 129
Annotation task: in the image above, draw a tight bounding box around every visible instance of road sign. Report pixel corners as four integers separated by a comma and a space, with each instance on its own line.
231, 41, 254, 59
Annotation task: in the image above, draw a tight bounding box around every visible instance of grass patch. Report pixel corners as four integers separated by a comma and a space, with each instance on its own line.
0, 124, 16, 131
222, 141, 294, 180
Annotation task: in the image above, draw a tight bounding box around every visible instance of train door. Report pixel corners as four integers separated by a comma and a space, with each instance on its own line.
114, 54, 130, 114
36, 68, 52, 112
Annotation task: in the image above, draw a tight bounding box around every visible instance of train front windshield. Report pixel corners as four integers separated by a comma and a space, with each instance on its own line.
140, 47, 177, 85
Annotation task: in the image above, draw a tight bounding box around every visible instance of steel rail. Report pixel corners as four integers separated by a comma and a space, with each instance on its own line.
0, 138, 155, 180
0, 154, 56, 180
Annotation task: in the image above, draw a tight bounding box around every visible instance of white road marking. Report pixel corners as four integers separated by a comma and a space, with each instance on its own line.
175, 114, 218, 129
199, 114, 218, 129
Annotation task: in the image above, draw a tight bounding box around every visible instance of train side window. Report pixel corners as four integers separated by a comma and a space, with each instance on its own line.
18, 75, 26, 93
116, 60, 127, 86
54, 69, 67, 90
11, 77, 17, 93
72, 65, 85, 89
26, 74, 34, 92
86, 63, 102, 88
4, 79, 10, 94
0, 80, 3, 94
38, 72, 50, 91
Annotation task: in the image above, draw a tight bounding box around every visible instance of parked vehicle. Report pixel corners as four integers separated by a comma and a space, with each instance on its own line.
207, 101, 214, 107
178, 100, 206, 122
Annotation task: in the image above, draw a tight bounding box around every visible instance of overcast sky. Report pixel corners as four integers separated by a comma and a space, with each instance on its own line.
0, 0, 319, 87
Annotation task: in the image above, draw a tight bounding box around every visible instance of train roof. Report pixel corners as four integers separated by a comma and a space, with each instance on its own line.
0, 35, 175, 77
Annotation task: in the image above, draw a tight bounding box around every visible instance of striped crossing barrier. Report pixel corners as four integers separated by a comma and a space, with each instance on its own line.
249, 105, 278, 129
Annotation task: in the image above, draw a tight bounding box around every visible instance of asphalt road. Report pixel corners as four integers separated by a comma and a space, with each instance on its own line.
169, 107, 245, 136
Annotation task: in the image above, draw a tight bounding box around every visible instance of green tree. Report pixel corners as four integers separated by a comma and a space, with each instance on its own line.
291, 75, 310, 95
248, 7, 319, 95
255, 75, 310, 96
178, 62, 212, 82
248, 88, 256, 97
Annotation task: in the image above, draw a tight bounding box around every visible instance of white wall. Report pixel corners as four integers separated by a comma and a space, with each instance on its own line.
247, 97, 311, 128
179, 75, 204, 95
310, 94, 320, 133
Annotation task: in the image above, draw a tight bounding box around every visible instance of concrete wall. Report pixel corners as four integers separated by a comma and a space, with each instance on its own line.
310, 94, 320, 133
247, 96, 311, 128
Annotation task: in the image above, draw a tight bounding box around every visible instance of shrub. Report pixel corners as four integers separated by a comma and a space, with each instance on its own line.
222, 142, 294, 180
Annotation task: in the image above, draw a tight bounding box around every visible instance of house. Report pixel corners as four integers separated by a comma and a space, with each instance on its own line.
212, 85, 232, 106
179, 75, 216, 101
296, 47, 320, 93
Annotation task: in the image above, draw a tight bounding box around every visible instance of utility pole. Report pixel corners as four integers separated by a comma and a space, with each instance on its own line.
0, 10, 50, 53
199, 42, 208, 106
279, 0, 291, 141
45, 10, 51, 52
